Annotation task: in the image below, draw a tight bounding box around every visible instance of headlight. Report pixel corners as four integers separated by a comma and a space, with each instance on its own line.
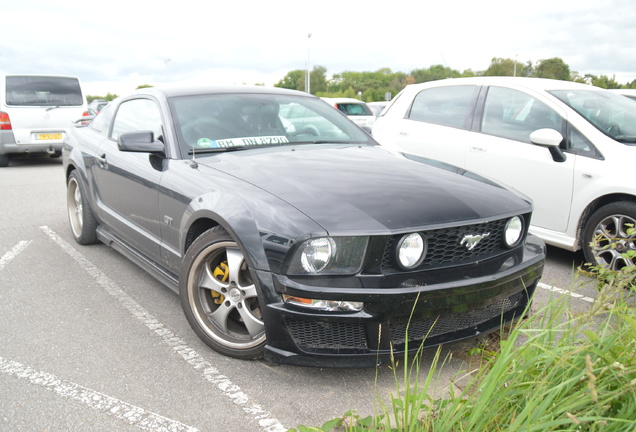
504, 216, 524, 247
300, 237, 335, 273
396, 233, 426, 270
286, 236, 368, 275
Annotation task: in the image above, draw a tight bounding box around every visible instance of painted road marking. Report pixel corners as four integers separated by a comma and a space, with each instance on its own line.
40, 226, 286, 432
0, 357, 198, 432
0, 240, 31, 272
537, 282, 595, 303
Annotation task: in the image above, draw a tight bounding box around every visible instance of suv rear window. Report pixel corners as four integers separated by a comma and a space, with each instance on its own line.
336, 103, 373, 116
5, 76, 84, 107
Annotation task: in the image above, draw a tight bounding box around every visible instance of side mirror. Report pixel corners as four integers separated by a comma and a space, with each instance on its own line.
118, 131, 165, 154
530, 128, 567, 163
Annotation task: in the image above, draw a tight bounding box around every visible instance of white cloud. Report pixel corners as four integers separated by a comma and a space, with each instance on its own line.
1, 0, 635, 96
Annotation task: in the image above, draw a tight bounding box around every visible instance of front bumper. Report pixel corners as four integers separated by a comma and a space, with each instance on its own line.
257, 234, 545, 367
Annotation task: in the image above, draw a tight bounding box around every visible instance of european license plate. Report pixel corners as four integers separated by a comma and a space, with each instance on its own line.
35, 133, 63, 140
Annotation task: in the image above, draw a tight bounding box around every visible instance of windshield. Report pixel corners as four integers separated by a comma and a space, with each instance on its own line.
550, 89, 636, 144
5, 76, 84, 107
170, 93, 373, 154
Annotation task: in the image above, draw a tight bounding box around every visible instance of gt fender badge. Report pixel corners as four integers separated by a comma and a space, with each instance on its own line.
461, 233, 490, 250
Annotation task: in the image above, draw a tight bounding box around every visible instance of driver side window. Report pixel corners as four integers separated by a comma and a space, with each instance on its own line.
111, 99, 164, 142
481, 87, 564, 144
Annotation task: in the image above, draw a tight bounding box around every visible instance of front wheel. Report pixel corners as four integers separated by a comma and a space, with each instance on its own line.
583, 201, 636, 271
179, 227, 266, 359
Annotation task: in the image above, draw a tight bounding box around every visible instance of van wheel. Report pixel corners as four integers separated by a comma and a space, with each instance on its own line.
0, 154, 8, 167
583, 201, 636, 271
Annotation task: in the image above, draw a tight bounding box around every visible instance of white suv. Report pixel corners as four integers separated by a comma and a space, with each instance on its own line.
1, 74, 88, 167
373, 77, 636, 270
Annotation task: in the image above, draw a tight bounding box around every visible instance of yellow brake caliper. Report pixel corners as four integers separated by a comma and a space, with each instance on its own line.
211, 261, 229, 304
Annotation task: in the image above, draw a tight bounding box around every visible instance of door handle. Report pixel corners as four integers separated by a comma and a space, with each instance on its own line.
96, 153, 107, 167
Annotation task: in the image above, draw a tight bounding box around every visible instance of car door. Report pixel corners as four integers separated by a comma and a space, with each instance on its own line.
465, 86, 575, 233
92, 97, 165, 262
382, 85, 480, 168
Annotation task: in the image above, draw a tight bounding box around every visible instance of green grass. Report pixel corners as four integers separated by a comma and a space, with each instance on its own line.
289, 266, 636, 432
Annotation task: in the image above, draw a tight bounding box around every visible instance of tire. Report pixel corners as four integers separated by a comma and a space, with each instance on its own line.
0, 154, 8, 167
583, 201, 636, 271
67, 171, 99, 245
179, 227, 266, 359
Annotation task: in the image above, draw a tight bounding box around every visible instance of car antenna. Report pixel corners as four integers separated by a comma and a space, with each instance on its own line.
190, 145, 198, 169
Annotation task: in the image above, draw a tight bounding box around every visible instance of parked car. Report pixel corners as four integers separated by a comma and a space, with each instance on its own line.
373, 77, 636, 271
321, 97, 375, 132
0, 74, 88, 167
367, 101, 389, 117
609, 88, 636, 102
87, 98, 108, 114
63, 85, 544, 367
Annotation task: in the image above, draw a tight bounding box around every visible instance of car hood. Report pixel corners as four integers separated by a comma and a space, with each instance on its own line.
197, 145, 530, 233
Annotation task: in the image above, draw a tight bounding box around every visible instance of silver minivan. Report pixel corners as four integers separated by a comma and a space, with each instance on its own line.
0, 74, 88, 167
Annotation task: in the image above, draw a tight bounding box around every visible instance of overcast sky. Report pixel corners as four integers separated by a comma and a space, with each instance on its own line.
1, 0, 635, 97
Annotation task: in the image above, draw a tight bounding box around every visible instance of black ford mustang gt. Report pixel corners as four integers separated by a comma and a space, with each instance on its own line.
63, 86, 545, 367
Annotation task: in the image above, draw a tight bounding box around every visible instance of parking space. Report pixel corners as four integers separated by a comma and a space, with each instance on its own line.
0, 161, 597, 431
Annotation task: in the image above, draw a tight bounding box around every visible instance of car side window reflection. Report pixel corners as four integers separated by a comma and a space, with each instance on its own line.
408, 86, 476, 129
111, 99, 164, 142
481, 87, 564, 144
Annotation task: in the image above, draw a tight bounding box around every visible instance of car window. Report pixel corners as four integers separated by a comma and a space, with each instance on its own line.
550, 89, 636, 144
336, 103, 373, 116
481, 86, 564, 144
111, 98, 164, 142
407, 85, 477, 129
89, 104, 114, 135
170, 93, 371, 154
5, 76, 84, 107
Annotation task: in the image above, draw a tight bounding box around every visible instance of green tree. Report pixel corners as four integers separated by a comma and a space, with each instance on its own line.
482, 57, 532, 77
274, 69, 305, 91
410, 64, 460, 83
534, 57, 570, 80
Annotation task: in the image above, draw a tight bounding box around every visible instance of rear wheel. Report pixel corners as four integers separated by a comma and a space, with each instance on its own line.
0, 154, 8, 167
67, 171, 98, 244
179, 227, 266, 359
583, 201, 636, 271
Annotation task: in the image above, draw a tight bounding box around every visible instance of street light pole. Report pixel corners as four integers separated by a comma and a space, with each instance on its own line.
306, 33, 312, 94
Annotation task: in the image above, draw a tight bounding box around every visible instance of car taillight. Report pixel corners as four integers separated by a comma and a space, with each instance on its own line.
80, 111, 90, 125
0, 112, 11, 130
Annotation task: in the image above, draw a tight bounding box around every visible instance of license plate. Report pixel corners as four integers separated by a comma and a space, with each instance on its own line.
35, 133, 63, 140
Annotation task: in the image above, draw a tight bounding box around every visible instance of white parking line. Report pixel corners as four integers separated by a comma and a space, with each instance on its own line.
537, 282, 595, 303
0, 356, 198, 432
0, 240, 31, 272
40, 226, 286, 432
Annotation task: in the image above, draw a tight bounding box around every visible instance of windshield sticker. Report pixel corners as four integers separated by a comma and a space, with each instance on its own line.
197, 138, 214, 147
207, 135, 290, 148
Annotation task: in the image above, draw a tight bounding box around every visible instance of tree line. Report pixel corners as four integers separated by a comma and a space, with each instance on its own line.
274, 57, 636, 102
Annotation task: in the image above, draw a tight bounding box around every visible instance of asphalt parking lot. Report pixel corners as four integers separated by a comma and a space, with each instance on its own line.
0, 157, 598, 432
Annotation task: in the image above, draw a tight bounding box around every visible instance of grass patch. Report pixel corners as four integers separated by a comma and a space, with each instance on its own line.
289, 272, 636, 432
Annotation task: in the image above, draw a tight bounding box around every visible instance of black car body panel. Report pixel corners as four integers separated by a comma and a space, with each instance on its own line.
63, 86, 545, 367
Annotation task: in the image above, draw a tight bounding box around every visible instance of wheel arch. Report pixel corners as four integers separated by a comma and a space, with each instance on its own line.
576, 193, 636, 249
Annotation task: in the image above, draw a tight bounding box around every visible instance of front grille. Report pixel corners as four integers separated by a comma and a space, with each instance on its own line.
388, 290, 524, 346
382, 218, 511, 273
286, 319, 368, 350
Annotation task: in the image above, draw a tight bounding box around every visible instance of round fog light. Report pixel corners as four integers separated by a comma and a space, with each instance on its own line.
397, 233, 426, 270
505, 216, 523, 247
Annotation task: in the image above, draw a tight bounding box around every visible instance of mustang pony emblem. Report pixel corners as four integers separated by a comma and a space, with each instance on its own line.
461, 233, 491, 251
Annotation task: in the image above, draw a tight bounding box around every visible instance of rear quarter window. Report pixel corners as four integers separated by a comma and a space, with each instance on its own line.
408, 85, 477, 129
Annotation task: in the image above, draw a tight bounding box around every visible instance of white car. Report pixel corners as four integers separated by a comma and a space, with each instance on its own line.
0, 74, 88, 167
321, 97, 375, 133
373, 77, 636, 270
